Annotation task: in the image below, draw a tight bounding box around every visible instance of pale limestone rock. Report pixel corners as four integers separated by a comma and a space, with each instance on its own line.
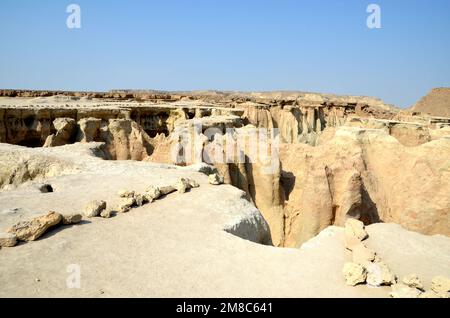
419, 290, 449, 298
134, 194, 145, 207
345, 219, 369, 241
145, 186, 161, 200
402, 274, 424, 290
431, 276, 450, 293
43, 118, 77, 147
118, 190, 135, 198
100, 209, 113, 219
208, 173, 224, 185
390, 283, 422, 298
83, 200, 107, 218
7, 212, 62, 241
366, 262, 397, 287
0, 232, 17, 247
176, 178, 190, 193
159, 186, 177, 196
186, 178, 200, 188
62, 214, 82, 225
352, 243, 376, 265
117, 197, 135, 213
345, 219, 368, 250
342, 262, 367, 286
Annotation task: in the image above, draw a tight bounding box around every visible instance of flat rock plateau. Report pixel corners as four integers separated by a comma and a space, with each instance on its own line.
0, 89, 449, 298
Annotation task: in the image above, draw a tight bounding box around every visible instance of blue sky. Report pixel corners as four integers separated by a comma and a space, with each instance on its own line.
0, 0, 449, 107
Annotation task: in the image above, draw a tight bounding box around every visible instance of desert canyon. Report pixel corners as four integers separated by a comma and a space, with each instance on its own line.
0, 88, 449, 298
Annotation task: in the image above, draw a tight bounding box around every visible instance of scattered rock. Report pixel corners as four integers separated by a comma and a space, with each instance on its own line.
390, 283, 422, 298
431, 276, 450, 293
7, 211, 62, 241
208, 173, 224, 185
419, 290, 449, 298
176, 178, 190, 193
159, 186, 177, 196
83, 200, 107, 218
100, 209, 113, 218
342, 262, 367, 286
366, 262, 397, 287
117, 197, 135, 213
144, 186, 161, 202
118, 190, 135, 198
62, 214, 83, 225
134, 194, 145, 207
352, 243, 376, 265
402, 274, 424, 290
344, 219, 368, 250
0, 232, 17, 247
186, 178, 200, 188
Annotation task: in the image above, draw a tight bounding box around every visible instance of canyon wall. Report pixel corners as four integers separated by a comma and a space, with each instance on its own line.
1, 92, 450, 248
280, 127, 450, 247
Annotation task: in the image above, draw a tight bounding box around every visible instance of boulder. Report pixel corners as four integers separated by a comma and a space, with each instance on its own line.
345, 219, 369, 241
366, 262, 397, 287
83, 200, 107, 218
117, 197, 135, 213
402, 274, 424, 290
7, 212, 62, 241
118, 190, 135, 198
176, 178, 190, 193
390, 283, 422, 298
62, 214, 83, 225
100, 209, 113, 218
352, 243, 376, 265
342, 262, 367, 286
186, 178, 200, 188
43, 118, 77, 147
419, 290, 449, 298
0, 232, 17, 247
144, 186, 161, 202
159, 186, 177, 196
345, 219, 369, 250
431, 276, 450, 293
134, 194, 145, 207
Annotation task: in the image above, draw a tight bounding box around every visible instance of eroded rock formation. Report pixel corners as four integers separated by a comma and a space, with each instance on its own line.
1, 89, 450, 249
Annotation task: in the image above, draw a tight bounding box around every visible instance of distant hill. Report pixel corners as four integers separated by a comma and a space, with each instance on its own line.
412, 88, 450, 118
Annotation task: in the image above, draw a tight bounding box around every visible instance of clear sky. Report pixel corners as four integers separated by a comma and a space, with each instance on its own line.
0, 0, 449, 107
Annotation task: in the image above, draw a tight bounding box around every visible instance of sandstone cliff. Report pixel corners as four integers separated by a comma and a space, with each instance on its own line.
280, 127, 450, 247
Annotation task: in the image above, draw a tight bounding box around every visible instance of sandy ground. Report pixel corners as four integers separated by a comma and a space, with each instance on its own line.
0, 143, 449, 298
